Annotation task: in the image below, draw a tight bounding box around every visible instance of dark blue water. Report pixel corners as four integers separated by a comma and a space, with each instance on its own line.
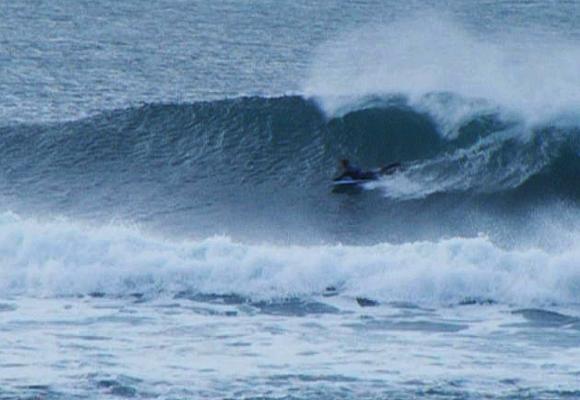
0, 1, 579, 399
1, 96, 578, 245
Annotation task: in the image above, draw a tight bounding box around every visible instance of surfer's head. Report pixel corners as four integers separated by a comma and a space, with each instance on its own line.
341, 159, 350, 168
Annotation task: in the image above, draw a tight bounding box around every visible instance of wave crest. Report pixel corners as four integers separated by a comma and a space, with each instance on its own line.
304, 13, 580, 126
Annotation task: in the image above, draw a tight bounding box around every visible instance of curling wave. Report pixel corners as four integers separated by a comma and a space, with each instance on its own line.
0, 94, 578, 243
0, 96, 578, 203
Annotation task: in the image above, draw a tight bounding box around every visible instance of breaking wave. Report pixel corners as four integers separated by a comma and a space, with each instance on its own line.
0, 95, 578, 205
1, 212, 578, 306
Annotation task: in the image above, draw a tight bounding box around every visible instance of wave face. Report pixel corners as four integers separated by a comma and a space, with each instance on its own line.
0, 94, 578, 244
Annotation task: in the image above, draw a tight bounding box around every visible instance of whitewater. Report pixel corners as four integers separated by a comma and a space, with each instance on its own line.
0, 1, 579, 399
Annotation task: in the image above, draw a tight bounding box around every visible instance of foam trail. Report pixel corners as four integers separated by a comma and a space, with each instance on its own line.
370, 126, 562, 199
0, 212, 578, 306
304, 14, 580, 132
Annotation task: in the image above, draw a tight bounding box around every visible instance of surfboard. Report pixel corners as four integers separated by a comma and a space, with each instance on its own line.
332, 161, 403, 187
332, 178, 375, 186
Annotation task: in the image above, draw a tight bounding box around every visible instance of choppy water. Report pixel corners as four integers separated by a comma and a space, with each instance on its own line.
1, 1, 579, 399
2, 296, 580, 399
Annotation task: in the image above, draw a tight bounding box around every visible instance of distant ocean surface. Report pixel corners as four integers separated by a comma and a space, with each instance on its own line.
0, 1, 579, 399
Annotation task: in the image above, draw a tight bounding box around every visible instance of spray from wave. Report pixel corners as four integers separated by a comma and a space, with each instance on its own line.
304, 13, 580, 130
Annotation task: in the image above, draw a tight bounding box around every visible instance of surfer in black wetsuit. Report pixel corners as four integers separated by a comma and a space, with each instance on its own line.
334, 159, 403, 182
334, 159, 377, 181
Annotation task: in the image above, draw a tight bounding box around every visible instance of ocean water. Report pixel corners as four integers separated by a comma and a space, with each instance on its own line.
1, 1, 579, 399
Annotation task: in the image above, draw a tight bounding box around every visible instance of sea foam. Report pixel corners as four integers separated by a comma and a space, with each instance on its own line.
0, 212, 578, 306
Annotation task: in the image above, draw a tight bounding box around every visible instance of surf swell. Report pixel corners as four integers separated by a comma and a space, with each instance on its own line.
0, 93, 578, 246
0, 95, 578, 205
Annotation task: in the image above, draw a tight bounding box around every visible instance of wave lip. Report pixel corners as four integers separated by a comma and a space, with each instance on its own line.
304, 13, 580, 125
1, 213, 579, 307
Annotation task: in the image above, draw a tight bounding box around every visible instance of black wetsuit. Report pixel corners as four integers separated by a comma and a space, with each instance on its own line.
334, 165, 377, 181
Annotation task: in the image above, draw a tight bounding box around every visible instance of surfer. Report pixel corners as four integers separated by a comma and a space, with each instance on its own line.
334, 159, 402, 182
334, 159, 376, 181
